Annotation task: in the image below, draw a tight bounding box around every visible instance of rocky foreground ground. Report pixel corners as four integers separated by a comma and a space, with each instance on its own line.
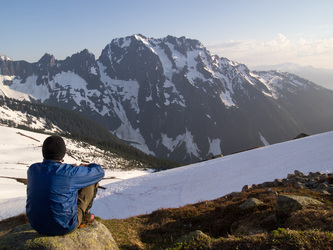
0, 170, 332, 249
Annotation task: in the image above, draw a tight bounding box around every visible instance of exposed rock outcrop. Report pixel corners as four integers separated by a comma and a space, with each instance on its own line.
239, 171, 331, 216
0, 221, 118, 250
243, 170, 333, 193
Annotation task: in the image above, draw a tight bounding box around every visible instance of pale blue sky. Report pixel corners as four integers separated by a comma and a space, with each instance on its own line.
1, 0, 333, 68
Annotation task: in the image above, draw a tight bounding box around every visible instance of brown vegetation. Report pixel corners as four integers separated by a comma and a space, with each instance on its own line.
1, 177, 332, 249
101, 186, 333, 249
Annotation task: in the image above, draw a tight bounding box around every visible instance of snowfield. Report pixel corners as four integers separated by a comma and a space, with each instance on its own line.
0, 125, 332, 221
0, 125, 150, 220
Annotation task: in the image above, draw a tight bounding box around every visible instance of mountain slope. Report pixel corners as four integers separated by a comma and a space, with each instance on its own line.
1, 35, 333, 163
0, 96, 178, 170
93, 131, 333, 219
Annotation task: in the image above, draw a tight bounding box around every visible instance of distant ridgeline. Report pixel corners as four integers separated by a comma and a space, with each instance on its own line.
0, 96, 179, 170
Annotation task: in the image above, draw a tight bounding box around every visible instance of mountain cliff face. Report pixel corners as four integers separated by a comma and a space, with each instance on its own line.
1, 34, 333, 163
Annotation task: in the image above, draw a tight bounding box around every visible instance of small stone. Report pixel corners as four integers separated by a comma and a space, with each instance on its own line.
294, 182, 307, 189
262, 181, 274, 188
261, 214, 277, 226
228, 192, 241, 198
282, 178, 290, 186
242, 185, 251, 192
317, 183, 328, 189
287, 173, 295, 179
308, 178, 318, 186
328, 175, 333, 184
294, 170, 305, 177
274, 179, 283, 187
326, 187, 333, 194
316, 189, 330, 195
308, 172, 316, 177
318, 174, 328, 183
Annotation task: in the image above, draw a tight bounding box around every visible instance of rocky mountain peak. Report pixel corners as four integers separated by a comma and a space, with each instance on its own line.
38, 53, 55, 67
1, 35, 333, 163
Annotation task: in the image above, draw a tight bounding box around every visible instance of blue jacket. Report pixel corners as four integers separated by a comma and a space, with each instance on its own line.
26, 160, 105, 235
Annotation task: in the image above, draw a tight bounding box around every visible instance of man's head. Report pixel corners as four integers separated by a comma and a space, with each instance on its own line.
42, 136, 66, 161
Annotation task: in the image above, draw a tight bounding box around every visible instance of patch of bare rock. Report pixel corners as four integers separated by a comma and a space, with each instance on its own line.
239, 170, 332, 215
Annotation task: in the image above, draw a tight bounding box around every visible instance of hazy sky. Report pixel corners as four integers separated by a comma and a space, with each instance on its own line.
1, 0, 333, 69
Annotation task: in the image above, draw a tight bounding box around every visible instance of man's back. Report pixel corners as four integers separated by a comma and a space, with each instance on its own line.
26, 159, 104, 235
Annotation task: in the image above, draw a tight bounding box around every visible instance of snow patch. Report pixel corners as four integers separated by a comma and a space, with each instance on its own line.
163, 80, 186, 107
111, 79, 140, 113
220, 90, 236, 108
162, 129, 200, 158
90, 66, 98, 75
207, 138, 222, 156
114, 120, 154, 156
0, 75, 49, 102
259, 132, 270, 146
112, 102, 153, 156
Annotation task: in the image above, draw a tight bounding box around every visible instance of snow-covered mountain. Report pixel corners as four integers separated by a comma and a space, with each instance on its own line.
1, 35, 333, 163
250, 62, 333, 91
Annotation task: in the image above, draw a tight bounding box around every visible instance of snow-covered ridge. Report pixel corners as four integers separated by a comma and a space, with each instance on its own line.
250, 62, 333, 91
0, 105, 61, 133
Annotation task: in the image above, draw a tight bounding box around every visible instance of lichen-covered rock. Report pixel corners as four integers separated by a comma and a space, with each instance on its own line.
239, 198, 264, 209
0, 221, 118, 250
275, 194, 323, 217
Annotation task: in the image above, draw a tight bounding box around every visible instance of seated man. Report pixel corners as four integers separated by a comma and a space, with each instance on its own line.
26, 135, 105, 236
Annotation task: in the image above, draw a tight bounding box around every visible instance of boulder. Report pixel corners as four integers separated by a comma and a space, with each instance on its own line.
294, 170, 305, 177
239, 198, 264, 209
227, 192, 241, 198
0, 221, 118, 250
275, 194, 323, 217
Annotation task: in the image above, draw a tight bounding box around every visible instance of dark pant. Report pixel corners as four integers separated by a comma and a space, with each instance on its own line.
76, 183, 99, 227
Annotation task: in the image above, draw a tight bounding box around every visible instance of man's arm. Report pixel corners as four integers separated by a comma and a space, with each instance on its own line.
70, 163, 105, 190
